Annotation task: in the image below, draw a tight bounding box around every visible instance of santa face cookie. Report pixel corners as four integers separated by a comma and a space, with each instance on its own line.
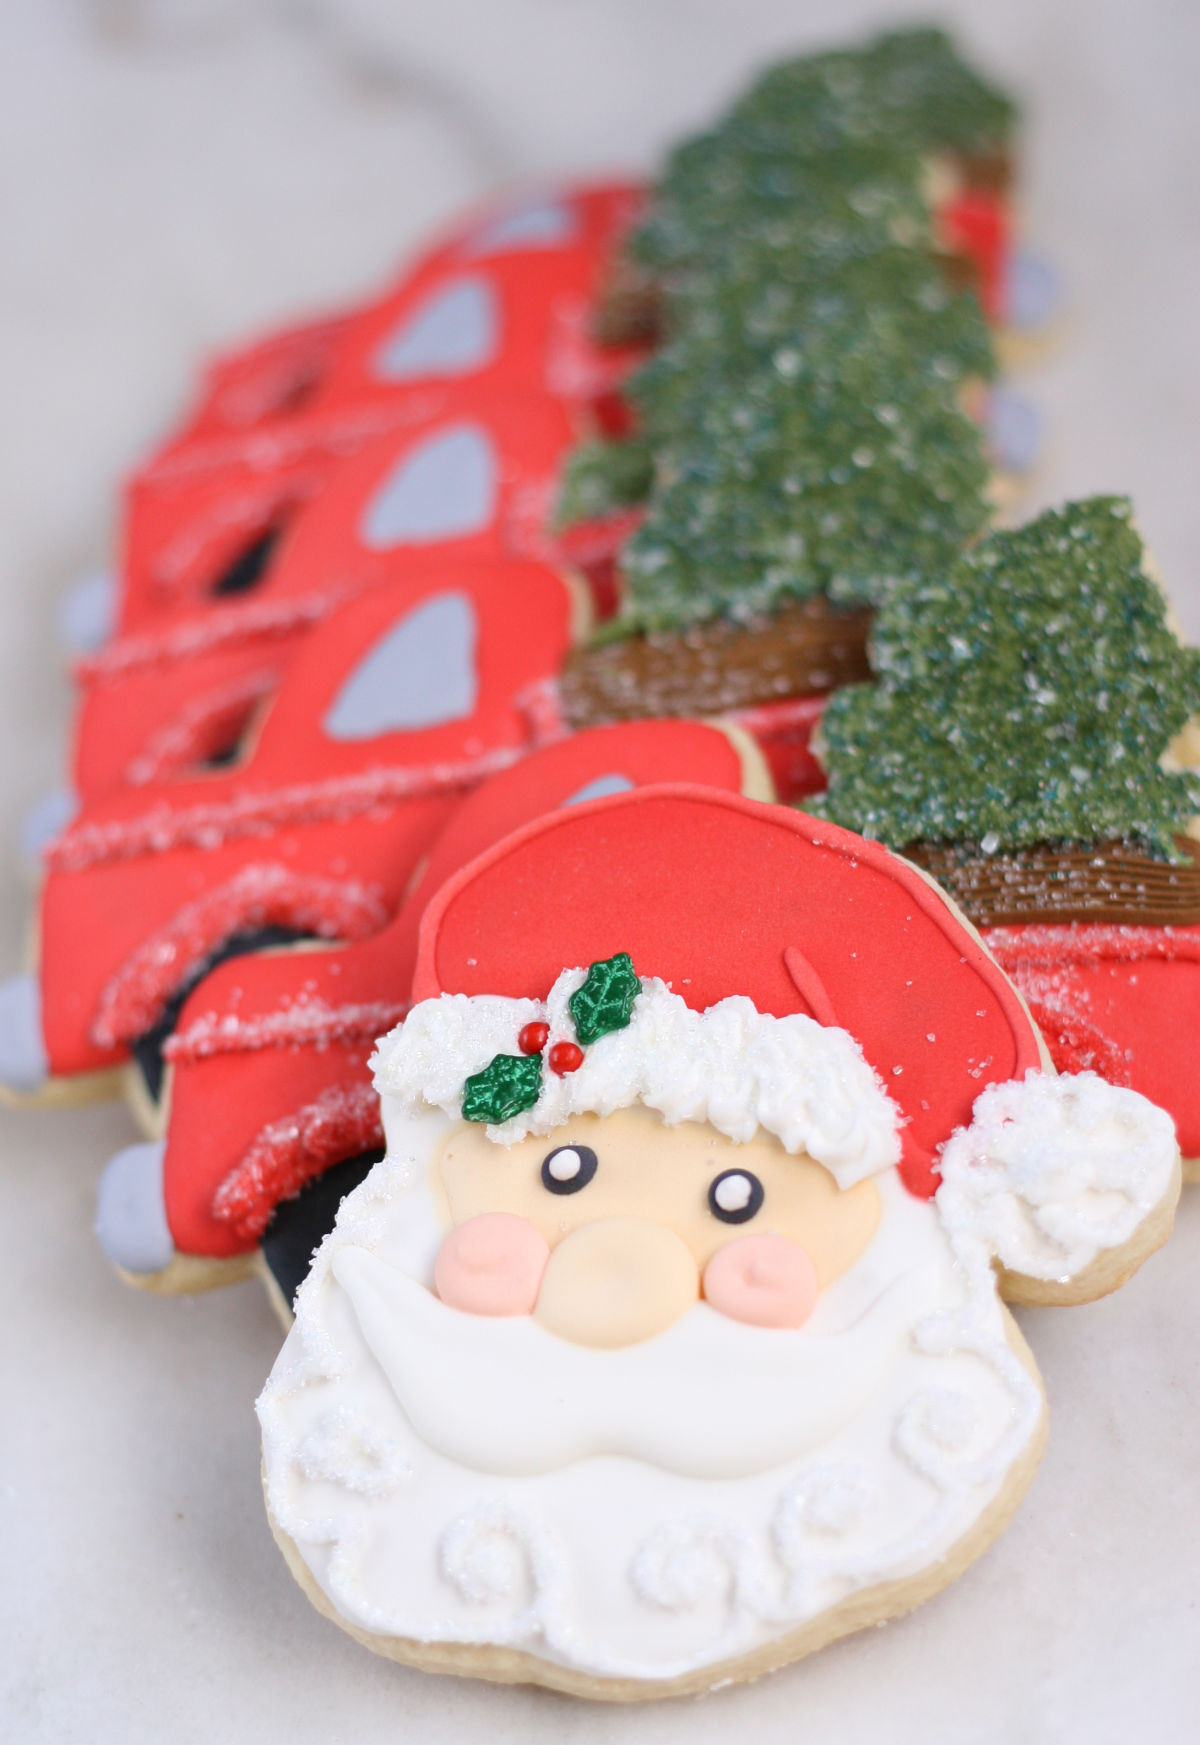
259, 788, 1179, 1697
93, 719, 770, 1298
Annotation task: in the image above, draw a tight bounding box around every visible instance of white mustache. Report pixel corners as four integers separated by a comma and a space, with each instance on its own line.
332, 1247, 941, 1481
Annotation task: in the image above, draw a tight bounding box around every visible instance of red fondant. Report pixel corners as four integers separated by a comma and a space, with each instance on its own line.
549, 1041, 585, 1075
413, 789, 1044, 1199
149, 310, 356, 457
122, 669, 278, 786
74, 395, 579, 802
725, 696, 828, 803
153, 721, 753, 1258
519, 1021, 550, 1056
782, 946, 838, 1027
211, 1082, 384, 1243
92, 865, 389, 1050
38, 560, 577, 1080
118, 182, 644, 639
936, 187, 1011, 324
987, 921, 1200, 1160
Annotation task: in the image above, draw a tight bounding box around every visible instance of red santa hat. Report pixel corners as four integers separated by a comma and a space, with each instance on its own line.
411, 786, 1046, 1197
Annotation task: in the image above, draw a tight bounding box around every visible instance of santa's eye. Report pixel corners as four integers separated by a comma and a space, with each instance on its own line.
541, 1144, 598, 1195
708, 1169, 764, 1224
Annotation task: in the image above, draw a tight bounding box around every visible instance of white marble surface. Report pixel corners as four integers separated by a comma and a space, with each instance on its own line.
2, 1, 1199, 1739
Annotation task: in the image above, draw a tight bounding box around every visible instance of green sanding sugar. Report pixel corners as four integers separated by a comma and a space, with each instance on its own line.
555, 437, 654, 530
818, 498, 1200, 860
556, 27, 1012, 632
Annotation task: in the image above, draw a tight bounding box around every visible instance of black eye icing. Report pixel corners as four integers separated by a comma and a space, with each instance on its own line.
708, 1169, 764, 1224
541, 1144, 598, 1196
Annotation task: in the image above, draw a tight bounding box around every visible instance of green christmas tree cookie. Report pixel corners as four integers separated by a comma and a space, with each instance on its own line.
819, 497, 1200, 864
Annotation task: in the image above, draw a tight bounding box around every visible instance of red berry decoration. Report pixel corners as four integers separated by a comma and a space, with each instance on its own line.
518, 1021, 550, 1056
548, 1040, 584, 1076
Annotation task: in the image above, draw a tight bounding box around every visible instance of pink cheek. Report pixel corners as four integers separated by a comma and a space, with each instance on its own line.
702, 1234, 819, 1329
434, 1213, 550, 1316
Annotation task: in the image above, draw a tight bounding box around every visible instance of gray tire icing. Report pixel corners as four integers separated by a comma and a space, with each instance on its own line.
463, 199, 576, 258
324, 592, 479, 740
561, 773, 636, 806
0, 974, 48, 1092
359, 424, 497, 548
987, 387, 1042, 475
1006, 251, 1061, 332
18, 787, 78, 870
95, 1141, 174, 1275
58, 568, 115, 654
372, 278, 497, 382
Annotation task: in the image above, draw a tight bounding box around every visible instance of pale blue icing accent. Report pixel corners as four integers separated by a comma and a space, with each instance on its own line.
0, 974, 48, 1092
324, 592, 478, 740
18, 787, 78, 871
359, 424, 497, 548
58, 568, 115, 654
987, 388, 1042, 475
562, 773, 637, 807
95, 1141, 173, 1275
372, 278, 498, 382
1006, 252, 1062, 332
463, 198, 577, 258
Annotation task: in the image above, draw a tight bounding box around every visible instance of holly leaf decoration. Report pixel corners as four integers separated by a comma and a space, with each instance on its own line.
462, 1053, 543, 1124
569, 952, 640, 1045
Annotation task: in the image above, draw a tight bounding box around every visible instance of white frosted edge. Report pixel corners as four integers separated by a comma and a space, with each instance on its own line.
371, 972, 901, 1188
936, 1070, 1179, 1281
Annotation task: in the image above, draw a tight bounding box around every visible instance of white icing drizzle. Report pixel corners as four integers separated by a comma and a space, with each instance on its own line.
294, 1406, 411, 1500
371, 971, 901, 1190
439, 1502, 572, 1648
936, 1069, 1179, 1280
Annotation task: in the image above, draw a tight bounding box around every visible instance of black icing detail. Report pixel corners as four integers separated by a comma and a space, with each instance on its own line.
262, 1148, 385, 1308
708, 1168, 764, 1225
130, 925, 308, 1105
200, 734, 245, 770
540, 1143, 598, 1196
209, 524, 283, 598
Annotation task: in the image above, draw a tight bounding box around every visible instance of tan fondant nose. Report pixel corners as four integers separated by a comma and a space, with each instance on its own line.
534, 1217, 699, 1348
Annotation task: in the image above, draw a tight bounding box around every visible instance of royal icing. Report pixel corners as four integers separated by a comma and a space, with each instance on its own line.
260, 956, 1175, 1685
98, 723, 759, 1267
73, 395, 579, 804
985, 922, 1200, 1163
371, 968, 900, 1186
410, 787, 1046, 1196
937, 1069, 1178, 1280
257, 778, 1177, 1688
32, 561, 577, 1085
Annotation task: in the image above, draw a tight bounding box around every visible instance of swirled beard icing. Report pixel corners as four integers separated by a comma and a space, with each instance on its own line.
258, 1108, 1045, 1684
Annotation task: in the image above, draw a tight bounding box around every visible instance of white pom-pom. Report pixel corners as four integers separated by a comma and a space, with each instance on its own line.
936, 1070, 1179, 1281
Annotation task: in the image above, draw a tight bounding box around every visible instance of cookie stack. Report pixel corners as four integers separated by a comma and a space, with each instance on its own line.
6, 26, 1193, 1701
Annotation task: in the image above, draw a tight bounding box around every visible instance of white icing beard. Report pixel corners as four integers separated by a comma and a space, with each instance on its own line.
258, 1105, 1044, 1684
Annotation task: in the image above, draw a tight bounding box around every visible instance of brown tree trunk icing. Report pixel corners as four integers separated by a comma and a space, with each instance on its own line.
560, 598, 873, 728
904, 838, 1200, 927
